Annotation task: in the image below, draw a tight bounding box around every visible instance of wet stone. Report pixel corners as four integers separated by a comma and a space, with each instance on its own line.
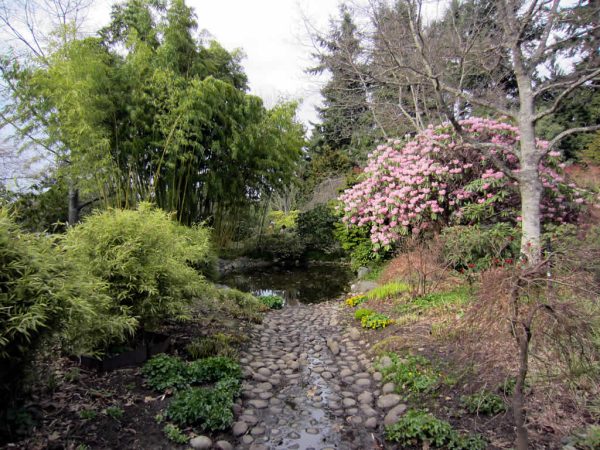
232, 421, 249, 436
382, 382, 395, 394
377, 394, 401, 409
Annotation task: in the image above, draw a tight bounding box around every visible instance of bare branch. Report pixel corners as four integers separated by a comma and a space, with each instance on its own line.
534, 68, 600, 121
548, 124, 600, 150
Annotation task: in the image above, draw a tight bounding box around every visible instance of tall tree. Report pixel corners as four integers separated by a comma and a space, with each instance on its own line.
2, 0, 305, 236
0, 0, 96, 224
355, 0, 600, 263
309, 4, 379, 163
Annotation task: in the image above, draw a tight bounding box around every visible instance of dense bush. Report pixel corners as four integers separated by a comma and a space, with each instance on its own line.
62, 203, 211, 344
340, 117, 583, 250
0, 210, 65, 401
267, 210, 299, 232
334, 222, 387, 270
142, 354, 189, 391
442, 223, 520, 271
256, 232, 305, 263
297, 204, 339, 254
0, 210, 133, 403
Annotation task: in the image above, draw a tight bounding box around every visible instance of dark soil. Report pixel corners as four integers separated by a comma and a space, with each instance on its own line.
341, 294, 590, 450
2, 306, 251, 450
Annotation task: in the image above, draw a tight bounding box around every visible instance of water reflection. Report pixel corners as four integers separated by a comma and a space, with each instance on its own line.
220, 264, 354, 305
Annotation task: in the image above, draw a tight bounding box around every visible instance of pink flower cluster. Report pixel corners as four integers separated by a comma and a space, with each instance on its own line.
339, 117, 582, 249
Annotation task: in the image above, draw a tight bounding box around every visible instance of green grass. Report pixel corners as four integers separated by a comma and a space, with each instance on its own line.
366, 281, 411, 300
393, 286, 472, 315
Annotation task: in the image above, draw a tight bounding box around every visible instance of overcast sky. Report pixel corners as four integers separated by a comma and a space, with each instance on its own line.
89, 0, 346, 128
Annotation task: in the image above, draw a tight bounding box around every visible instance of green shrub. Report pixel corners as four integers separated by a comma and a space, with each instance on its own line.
142, 354, 188, 391
462, 391, 506, 415
259, 294, 284, 309
385, 409, 486, 449
79, 409, 97, 420
442, 223, 519, 271
62, 203, 211, 345
354, 308, 375, 320
297, 204, 339, 254
0, 210, 133, 405
0, 210, 65, 399
186, 334, 238, 360
267, 210, 299, 232
166, 385, 234, 431
215, 288, 266, 323
163, 423, 188, 444
186, 357, 241, 384
366, 282, 410, 300
361, 312, 393, 329
256, 232, 306, 263
334, 222, 388, 271
377, 353, 440, 396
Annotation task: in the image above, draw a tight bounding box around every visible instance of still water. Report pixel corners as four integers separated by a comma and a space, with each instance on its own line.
220, 263, 354, 306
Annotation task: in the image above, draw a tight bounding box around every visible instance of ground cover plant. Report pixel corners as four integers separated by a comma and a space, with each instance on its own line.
345, 294, 367, 307
142, 354, 241, 392
259, 294, 285, 309
385, 409, 487, 450
377, 353, 441, 397
365, 281, 410, 300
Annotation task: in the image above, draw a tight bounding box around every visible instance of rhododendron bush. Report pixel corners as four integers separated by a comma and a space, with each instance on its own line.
339, 118, 583, 251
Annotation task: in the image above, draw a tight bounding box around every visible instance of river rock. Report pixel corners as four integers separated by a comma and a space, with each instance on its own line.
382, 382, 396, 394
379, 355, 393, 369
384, 404, 408, 425
215, 441, 233, 450
326, 338, 340, 355
377, 394, 401, 409
348, 327, 361, 340
232, 421, 249, 436
190, 436, 212, 449
350, 280, 378, 293
358, 391, 373, 404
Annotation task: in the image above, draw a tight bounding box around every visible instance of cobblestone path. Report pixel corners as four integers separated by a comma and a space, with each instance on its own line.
233, 301, 406, 450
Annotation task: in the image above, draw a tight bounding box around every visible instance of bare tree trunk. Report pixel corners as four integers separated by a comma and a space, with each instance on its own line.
514, 60, 542, 264
513, 320, 531, 450
68, 185, 79, 225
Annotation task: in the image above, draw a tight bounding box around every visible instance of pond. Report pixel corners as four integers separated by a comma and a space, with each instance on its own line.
219, 263, 354, 305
